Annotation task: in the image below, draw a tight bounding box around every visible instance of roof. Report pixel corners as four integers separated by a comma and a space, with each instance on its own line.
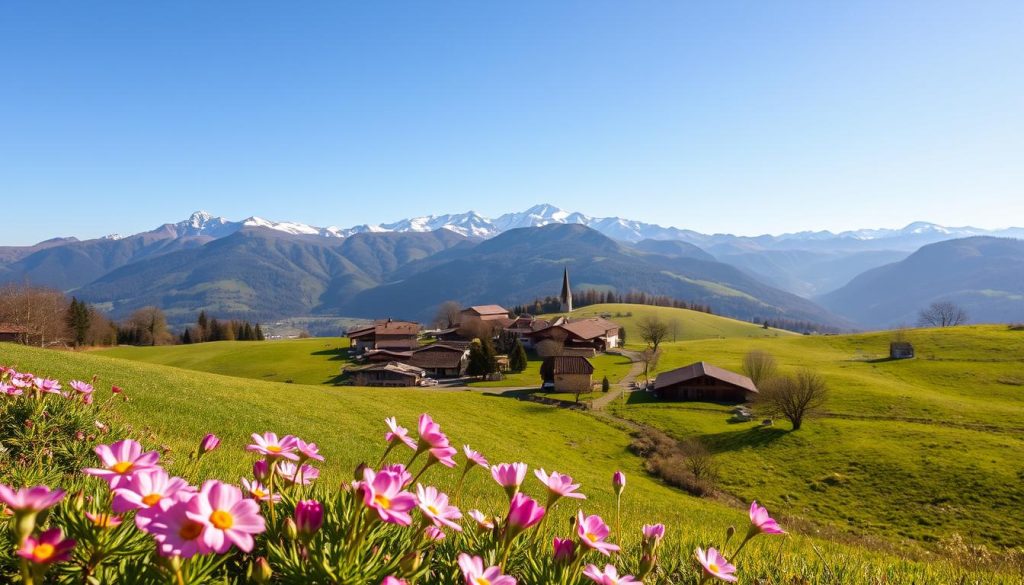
410, 344, 468, 369
654, 362, 758, 394
347, 361, 426, 377
462, 305, 509, 316
362, 349, 414, 361
540, 356, 595, 378
348, 320, 420, 338
0, 323, 30, 334
530, 317, 620, 341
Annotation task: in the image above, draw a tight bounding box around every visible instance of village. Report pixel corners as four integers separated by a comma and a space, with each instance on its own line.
342, 268, 763, 406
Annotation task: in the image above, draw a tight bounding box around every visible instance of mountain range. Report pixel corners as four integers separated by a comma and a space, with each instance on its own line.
1, 205, 1022, 330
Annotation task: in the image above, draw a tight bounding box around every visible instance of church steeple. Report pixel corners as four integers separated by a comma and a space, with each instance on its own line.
560, 266, 573, 313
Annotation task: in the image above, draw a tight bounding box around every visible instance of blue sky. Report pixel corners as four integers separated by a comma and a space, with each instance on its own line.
1, 1, 1022, 245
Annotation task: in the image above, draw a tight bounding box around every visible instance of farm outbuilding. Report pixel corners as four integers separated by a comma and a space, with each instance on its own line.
653, 362, 757, 403
889, 342, 915, 359
540, 355, 595, 393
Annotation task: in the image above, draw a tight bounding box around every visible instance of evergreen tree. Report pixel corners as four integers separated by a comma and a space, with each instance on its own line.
182, 328, 193, 344
509, 340, 528, 373
243, 322, 255, 341
255, 323, 265, 341
602, 376, 610, 393
66, 297, 91, 347
208, 319, 222, 342
467, 338, 499, 377
197, 311, 209, 342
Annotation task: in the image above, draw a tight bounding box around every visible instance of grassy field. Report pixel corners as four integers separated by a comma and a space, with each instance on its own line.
1, 342, 1010, 583
611, 325, 1024, 550
543, 303, 797, 346
99, 337, 352, 385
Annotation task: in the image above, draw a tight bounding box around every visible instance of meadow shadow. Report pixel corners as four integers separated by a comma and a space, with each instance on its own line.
696, 426, 789, 454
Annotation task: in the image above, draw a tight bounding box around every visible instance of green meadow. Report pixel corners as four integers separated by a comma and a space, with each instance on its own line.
0, 342, 1014, 583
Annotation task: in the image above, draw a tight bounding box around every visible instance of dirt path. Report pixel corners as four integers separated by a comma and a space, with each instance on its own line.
590, 348, 647, 410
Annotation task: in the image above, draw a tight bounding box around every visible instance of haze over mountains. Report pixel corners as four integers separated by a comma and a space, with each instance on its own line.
1, 205, 1022, 330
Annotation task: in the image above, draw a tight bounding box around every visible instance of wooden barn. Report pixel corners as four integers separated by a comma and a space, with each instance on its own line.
540, 355, 594, 393
653, 362, 758, 403
345, 362, 426, 387
0, 323, 30, 344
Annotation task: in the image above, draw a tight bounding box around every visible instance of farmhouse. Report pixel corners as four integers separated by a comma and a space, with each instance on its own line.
345, 362, 426, 387
528, 317, 621, 356
890, 341, 915, 359
540, 355, 595, 393
504, 314, 551, 348
347, 319, 420, 354
408, 343, 470, 378
0, 323, 30, 344
653, 362, 758, 403
459, 305, 512, 331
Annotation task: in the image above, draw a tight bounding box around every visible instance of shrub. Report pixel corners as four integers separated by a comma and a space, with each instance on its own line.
629, 428, 718, 497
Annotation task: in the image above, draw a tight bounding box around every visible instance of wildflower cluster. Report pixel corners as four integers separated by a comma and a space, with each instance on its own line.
2, 366, 787, 583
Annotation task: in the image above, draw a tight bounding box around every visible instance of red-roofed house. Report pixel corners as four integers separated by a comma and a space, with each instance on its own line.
347, 319, 421, 354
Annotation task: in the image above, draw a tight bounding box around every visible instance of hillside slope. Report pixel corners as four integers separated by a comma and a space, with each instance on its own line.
339, 224, 848, 327
820, 237, 1024, 327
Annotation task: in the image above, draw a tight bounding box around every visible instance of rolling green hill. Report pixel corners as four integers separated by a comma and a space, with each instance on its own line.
98, 337, 352, 385
543, 303, 798, 344
611, 325, 1024, 549
0, 342, 1007, 583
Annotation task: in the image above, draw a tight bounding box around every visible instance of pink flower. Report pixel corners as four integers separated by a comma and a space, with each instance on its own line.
186, 480, 266, 553
0, 484, 65, 513
199, 434, 220, 454
83, 439, 161, 488
463, 445, 489, 468
241, 478, 280, 503
112, 468, 192, 528
111, 385, 123, 394
612, 471, 626, 495
428, 445, 458, 468
534, 469, 586, 501
553, 537, 575, 562
748, 500, 785, 535
252, 460, 271, 482
382, 578, 408, 585
33, 377, 62, 394
69, 380, 93, 395
582, 564, 641, 585
457, 553, 517, 585
147, 494, 205, 558
359, 468, 417, 526
277, 462, 320, 485
246, 432, 299, 460
467, 509, 495, 530
424, 525, 446, 541
385, 417, 417, 450
381, 463, 413, 487
577, 511, 620, 556
695, 547, 737, 583
17, 528, 74, 565
85, 512, 123, 528
642, 523, 665, 541
491, 462, 527, 497
294, 438, 325, 462
416, 484, 462, 531
507, 492, 545, 536
294, 500, 323, 538
1, 382, 22, 396
416, 413, 450, 451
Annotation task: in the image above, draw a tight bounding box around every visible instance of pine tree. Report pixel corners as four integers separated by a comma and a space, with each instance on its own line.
66, 297, 91, 347
197, 311, 209, 342
509, 340, 528, 373
255, 323, 265, 341
182, 328, 193, 344
208, 319, 222, 342
467, 338, 498, 377
602, 376, 610, 393
243, 322, 255, 341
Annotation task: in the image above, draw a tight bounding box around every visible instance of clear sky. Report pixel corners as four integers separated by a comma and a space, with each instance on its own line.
1, 1, 1022, 245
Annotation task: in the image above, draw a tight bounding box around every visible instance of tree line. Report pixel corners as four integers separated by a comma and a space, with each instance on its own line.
512, 290, 715, 316
178, 310, 265, 344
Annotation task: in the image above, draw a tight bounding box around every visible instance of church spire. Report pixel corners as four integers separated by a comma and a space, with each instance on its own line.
560, 266, 573, 313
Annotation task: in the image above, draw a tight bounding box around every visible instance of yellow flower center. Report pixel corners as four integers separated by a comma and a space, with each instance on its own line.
427, 505, 440, 516
266, 445, 282, 453
474, 578, 491, 585
210, 510, 234, 530
252, 489, 267, 499
374, 494, 391, 509
142, 493, 162, 506
112, 461, 133, 474
33, 543, 55, 561
92, 514, 114, 527
586, 532, 599, 542
708, 562, 720, 573
179, 520, 204, 540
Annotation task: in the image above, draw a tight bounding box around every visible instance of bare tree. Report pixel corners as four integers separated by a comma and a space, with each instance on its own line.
670, 319, 682, 343
126, 306, 172, 346
639, 347, 660, 383
433, 301, 462, 329
0, 284, 71, 346
742, 350, 777, 388
756, 369, 828, 431
638, 316, 669, 352
917, 302, 968, 328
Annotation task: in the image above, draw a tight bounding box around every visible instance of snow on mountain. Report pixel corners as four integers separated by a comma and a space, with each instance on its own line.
155, 208, 1023, 250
